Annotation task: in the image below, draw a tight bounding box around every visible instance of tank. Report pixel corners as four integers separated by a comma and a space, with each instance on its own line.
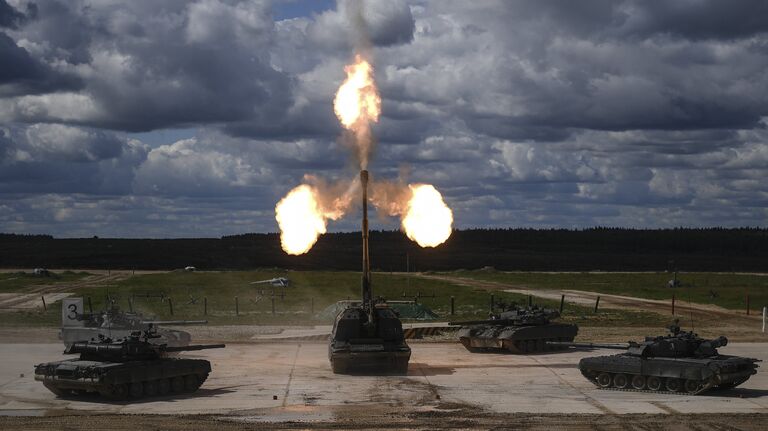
35, 328, 225, 400
552, 321, 760, 394
449, 303, 578, 353
328, 170, 411, 374
59, 299, 206, 348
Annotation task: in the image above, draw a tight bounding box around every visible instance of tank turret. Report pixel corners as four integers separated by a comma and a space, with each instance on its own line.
35, 327, 224, 400
60, 299, 205, 348
449, 302, 578, 354
450, 304, 561, 327
554, 321, 760, 395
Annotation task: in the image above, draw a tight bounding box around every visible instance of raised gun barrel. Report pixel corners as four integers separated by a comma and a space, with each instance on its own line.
360, 169, 371, 307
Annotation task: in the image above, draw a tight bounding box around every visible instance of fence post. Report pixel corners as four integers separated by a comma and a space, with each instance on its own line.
168, 298, 174, 316
271, 296, 276, 315
489, 294, 494, 312
41, 296, 46, 311
763, 307, 766, 333
235, 297, 239, 316
528, 295, 532, 307
450, 296, 455, 316
672, 294, 675, 315
746, 294, 750, 316
128, 297, 134, 313
87, 297, 93, 313
204, 297, 208, 316
559, 295, 565, 314
594, 296, 601, 313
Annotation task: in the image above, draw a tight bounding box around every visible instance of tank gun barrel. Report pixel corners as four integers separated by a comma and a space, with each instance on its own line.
546, 341, 629, 350
140, 320, 208, 325
163, 343, 225, 353
449, 319, 518, 326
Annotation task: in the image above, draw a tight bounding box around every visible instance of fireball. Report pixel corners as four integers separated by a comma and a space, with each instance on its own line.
401, 184, 453, 247
275, 184, 328, 255
334, 54, 381, 128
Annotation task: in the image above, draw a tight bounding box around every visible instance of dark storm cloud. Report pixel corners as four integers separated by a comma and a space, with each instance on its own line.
0, 0, 35, 29
0, 32, 81, 96
621, 1, 768, 41
1, 0, 768, 237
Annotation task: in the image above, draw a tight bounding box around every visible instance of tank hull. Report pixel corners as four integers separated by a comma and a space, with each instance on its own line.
329, 343, 411, 374
457, 323, 578, 353
34, 357, 211, 400
578, 353, 758, 394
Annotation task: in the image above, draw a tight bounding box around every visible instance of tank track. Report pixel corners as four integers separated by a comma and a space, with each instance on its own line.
461, 336, 574, 354
582, 371, 718, 396
42, 372, 209, 401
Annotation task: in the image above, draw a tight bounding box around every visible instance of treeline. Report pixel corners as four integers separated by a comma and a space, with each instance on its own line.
1, 228, 767, 272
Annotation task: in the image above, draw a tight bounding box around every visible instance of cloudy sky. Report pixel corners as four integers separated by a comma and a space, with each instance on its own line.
1, 0, 767, 238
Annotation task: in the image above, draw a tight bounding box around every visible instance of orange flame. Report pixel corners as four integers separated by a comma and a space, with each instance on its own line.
274, 181, 354, 255
275, 185, 327, 255
402, 184, 453, 247
333, 54, 380, 169
371, 180, 453, 248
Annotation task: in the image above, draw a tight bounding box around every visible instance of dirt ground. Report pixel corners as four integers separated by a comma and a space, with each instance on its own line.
3, 412, 768, 430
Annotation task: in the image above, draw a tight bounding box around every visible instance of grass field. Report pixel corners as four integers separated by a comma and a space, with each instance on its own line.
0, 271, 90, 293
447, 270, 768, 311
0, 270, 667, 328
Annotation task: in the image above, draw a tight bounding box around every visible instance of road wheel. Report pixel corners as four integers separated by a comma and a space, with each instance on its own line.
684, 379, 702, 394
612, 374, 629, 389
646, 376, 662, 391
144, 380, 158, 397
631, 375, 646, 390
171, 376, 185, 393
102, 383, 128, 400
158, 378, 171, 396
596, 372, 612, 388
184, 375, 200, 392
128, 382, 143, 399
665, 378, 682, 392
526, 340, 536, 353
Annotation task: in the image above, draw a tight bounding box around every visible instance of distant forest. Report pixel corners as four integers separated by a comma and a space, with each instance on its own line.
1, 228, 767, 272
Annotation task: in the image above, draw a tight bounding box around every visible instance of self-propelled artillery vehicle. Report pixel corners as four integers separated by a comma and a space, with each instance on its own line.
551, 321, 759, 394
449, 303, 578, 353
328, 170, 411, 374
35, 327, 224, 400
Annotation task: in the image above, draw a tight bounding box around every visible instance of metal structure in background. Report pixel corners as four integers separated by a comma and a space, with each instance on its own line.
36, 327, 224, 400
59, 298, 205, 348
328, 170, 411, 374
550, 321, 760, 395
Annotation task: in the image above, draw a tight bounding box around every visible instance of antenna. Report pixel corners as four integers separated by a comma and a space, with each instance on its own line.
684, 278, 695, 333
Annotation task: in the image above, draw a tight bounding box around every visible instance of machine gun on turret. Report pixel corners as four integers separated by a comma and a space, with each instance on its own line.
449, 303, 578, 354
548, 321, 759, 395
548, 320, 729, 358
36, 326, 225, 400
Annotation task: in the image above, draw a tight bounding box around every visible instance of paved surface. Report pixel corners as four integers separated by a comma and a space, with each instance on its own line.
1, 342, 766, 418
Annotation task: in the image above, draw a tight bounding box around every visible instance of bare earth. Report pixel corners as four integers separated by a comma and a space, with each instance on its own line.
1, 337, 766, 430
415, 273, 768, 342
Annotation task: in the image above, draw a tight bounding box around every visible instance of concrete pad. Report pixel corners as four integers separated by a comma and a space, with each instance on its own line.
0, 342, 765, 417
